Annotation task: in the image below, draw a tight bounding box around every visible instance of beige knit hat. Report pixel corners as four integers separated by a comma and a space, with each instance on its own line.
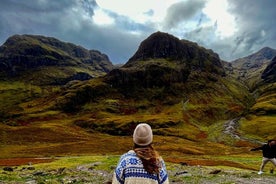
133, 123, 153, 146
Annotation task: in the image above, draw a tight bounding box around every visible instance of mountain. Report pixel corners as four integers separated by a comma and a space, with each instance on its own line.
230, 49, 276, 140
230, 47, 276, 89
105, 32, 225, 90
0, 34, 114, 85
248, 55, 276, 114
2, 31, 275, 160
261, 56, 276, 83
126, 31, 224, 75
58, 32, 251, 127
232, 47, 276, 69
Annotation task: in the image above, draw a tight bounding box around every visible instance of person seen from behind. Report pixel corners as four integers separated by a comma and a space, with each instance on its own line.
250, 140, 276, 174
112, 123, 169, 184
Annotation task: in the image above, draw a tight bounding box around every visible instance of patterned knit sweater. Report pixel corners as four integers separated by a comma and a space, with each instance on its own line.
112, 150, 169, 184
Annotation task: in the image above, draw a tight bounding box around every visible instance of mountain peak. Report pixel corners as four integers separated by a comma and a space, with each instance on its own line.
126, 31, 187, 63
256, 47, 276, 59
105, 32, 225, 90
232, 47, 276, 69
124, 31, 224, 75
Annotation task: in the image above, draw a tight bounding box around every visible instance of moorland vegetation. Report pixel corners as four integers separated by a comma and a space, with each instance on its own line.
0, 32, 276, 183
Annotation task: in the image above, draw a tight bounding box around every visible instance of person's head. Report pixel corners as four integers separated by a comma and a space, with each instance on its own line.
133, 123, 153, 147
268, 140, 276, 146
132, 123, 160, 174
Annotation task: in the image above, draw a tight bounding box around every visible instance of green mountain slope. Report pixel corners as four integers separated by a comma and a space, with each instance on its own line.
2, 32, 276, 160
0, 34, 113, 85
230, 47, 276, 90
52, 32, 253, 140
234, 52, 276, 141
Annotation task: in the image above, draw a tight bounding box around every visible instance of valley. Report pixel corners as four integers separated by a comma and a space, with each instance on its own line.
0, 32, 276, 183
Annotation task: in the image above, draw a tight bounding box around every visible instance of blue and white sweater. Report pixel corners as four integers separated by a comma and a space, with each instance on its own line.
112, 150, 169, 184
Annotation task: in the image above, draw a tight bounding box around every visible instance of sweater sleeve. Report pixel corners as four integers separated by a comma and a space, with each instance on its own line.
158, 158, 169, 184
112, 155, 126, 184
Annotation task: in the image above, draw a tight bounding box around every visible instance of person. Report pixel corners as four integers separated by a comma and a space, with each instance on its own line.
112, 123, 169, 184
250, 140, 276, 174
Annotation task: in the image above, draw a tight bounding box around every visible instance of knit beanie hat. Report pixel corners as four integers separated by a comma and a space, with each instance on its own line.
133, 123, 153, 146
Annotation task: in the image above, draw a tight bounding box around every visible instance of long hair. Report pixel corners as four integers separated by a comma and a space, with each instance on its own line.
134, 144, 161, 174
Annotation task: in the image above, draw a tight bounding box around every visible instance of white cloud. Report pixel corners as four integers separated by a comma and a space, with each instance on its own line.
93, 8, 114, 25
0, 0, 276, 63
203, 0, 237, 38
96, 0, 180, 24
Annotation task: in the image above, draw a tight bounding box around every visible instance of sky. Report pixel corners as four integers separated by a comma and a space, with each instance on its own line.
0, 0, 276, 64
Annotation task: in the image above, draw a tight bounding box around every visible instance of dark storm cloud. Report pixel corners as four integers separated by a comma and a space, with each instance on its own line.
0, 0, 78, 38
0, 0, 151, 63
1, 0, 276, 64
181, 0, 276, 62
163, 0, 206, 29
0, 0, 74, 12
227, 0, 276, 60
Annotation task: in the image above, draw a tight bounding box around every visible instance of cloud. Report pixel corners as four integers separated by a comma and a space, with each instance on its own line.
0, 0, 153, 63
184, 23, 217, 44
0, 0, 276, 63
173, 0, 276, 61
163, 0, 207, 30
226, 0, 276, 60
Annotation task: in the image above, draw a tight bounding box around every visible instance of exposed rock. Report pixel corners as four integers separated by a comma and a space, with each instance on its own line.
3, 167, 13, 172
125, 31, 224, 75
175, 171, 189, 176
261, 56, 276, 82
232, 47, 276, 70
105, 31, 225, 89
209, 169, 221, 174
231, 47, 276, 85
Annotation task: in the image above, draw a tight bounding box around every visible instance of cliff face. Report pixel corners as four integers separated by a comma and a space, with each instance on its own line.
126, 32, 224, 75
105, 32, 225, 88
261, 56, 276, 82
232, 47, 276, 70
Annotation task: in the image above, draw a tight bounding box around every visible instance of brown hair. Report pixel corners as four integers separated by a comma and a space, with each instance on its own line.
134, 144, 161, 174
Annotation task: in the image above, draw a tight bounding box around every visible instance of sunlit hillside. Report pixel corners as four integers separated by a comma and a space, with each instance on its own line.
0, 32, 275, 170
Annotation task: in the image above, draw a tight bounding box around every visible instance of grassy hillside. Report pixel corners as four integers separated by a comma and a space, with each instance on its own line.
2, 154, 276, 184
237, 81, 276, 141
1, 33, 276, 179
0, 34, 113, 85
0, 65, 259, 168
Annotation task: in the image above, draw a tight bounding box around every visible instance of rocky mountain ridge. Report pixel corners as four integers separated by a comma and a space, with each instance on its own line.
0, 31, 276, 152
261, 56, 276, 83
126, 31, 224, 75
0, 34, 114, 85
224, 47, 276, 90
232, 47, 276, 69
105, 32, 225, 90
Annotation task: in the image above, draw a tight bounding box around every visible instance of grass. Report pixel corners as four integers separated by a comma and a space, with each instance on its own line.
239, 115, 276, 141
1, 154, 275, 184
1, 59, 276, 183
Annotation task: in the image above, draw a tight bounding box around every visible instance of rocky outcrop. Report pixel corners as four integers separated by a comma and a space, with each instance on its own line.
261, 56, 276, 82
232, 47, 276, 70
105, 32, 224, 88
125, 31, 224, 75
106, 64, 190, 88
